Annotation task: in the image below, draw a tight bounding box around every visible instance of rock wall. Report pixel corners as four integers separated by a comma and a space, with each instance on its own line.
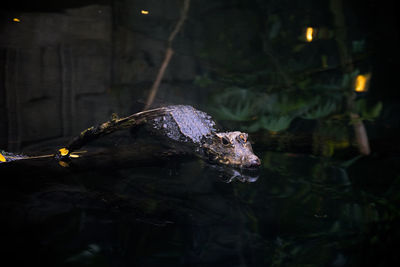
0, 0, 263, 151
0, 5, 113, 151
0, 1, 208, 152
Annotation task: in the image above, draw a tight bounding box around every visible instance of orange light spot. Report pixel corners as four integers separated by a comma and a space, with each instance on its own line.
0, 153, 6, 162
306, 27, 314, 42
355, 74, 370, 92
13, 18, 20, 22
141, 10, 149, 15
59, 148, 69, 156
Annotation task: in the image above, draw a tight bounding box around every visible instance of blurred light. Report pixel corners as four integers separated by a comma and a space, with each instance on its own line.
141, 10, 149, 15
13, 18, 20, 22
58, 161, 69, 168
59, 148, 69, 156
306, 27, 314, 42
355, 74, 371, 92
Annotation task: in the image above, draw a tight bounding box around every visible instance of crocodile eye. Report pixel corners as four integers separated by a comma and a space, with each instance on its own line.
239, 134, 247, 143
221, 137, 230, 145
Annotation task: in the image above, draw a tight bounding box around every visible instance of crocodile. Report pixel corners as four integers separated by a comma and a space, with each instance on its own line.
5, 105, 259, 169
147, 105, 261, 169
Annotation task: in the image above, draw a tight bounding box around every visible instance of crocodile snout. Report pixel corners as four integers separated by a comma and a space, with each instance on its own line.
243, 155, 261, 168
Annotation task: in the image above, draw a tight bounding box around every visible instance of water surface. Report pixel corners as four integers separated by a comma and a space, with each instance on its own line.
1, 150, 398, 266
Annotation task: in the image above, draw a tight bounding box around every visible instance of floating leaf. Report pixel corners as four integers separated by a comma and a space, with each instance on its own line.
59, 148, 69, 156
0, 153, 6, 162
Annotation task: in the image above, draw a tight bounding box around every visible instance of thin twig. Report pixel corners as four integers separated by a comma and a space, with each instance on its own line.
144, 0, 191, 110
144, 48, 174, 110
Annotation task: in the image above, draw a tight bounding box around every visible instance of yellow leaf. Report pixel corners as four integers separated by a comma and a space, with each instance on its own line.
58, 161, 69, 168
0, 153, 6, 162
59, 148, 69, 156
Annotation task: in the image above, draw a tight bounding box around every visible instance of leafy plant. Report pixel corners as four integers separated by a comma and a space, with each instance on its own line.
301, 100, 337, 120
354, 99, 382, 121
247, 115, 294, 132
210, 86, 343, 132
210, 87, 260, 121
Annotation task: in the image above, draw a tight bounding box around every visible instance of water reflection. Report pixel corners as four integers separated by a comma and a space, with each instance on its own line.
204, 163, 260, 183
0, 151, 398, 266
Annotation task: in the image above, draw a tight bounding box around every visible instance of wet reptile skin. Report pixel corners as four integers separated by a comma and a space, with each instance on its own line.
149, 105, 261, 169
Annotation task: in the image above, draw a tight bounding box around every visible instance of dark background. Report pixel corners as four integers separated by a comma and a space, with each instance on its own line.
1, 0, 399, 154
1, 1, 400, 267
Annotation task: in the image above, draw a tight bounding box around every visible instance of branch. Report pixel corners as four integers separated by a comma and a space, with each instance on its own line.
330, 0, 370, 155
144, 0, 191, 110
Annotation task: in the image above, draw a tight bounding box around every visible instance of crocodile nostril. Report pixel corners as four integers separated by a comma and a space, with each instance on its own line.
245, 156, 261, 168
253, 157, 261, 167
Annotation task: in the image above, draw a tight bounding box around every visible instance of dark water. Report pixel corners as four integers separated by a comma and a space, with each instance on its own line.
1, 150, 399, 267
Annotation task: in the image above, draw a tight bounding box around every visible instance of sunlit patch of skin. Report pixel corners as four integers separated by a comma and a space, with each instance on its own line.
203, 131, 261, 168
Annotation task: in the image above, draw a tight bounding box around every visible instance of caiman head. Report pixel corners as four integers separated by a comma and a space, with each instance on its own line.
202, 131, 261, 169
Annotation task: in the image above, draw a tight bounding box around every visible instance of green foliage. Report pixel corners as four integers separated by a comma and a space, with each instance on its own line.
354, 99, 382, 121
301, 100, 337, 120
211, 87, 260, 121
194, 2, 376, 134
262, 93, 317, 116
248, 115, 293, 132
210, 86, 343, 132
